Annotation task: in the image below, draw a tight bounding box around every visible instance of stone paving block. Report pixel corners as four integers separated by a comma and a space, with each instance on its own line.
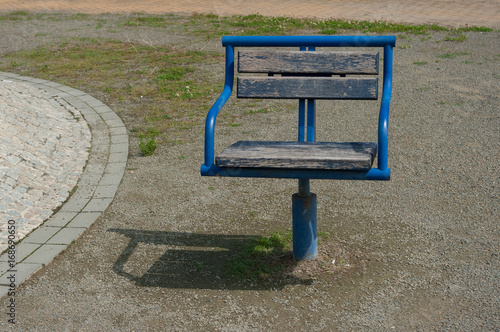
54, 91, 72, 98
32, 85, 58, 94
92, 134, 110, 146
93, 184, 119, 198
23, 77, 47, 84
22, 227, 61, 244
46, 228, 87, 245
0, 261, 12, 277
82, 198, 114, 212
13, 75, 31, 82
93, 105, 113, 114
82, 163, 106, 177
109, 142, 128, 154
87, 152, 108, 165
65, 88, 87, 97
106, 119, 126, 128
108, 152, 128, 163
54, 85, 74, 92
66, 212, 102, 228
58, 196, 89, 213
0, 243, 41, 263
61, 95, 83, 106
77, 173, 101, 189
0, 262, 43, 285
68, 100, 90, 110
43, 81, 63, 88
43, 211, 78, 227
89, 144, 109, 158
100, 111, 120, 121
69, 185, 96, 200
75, 106, 98, 117
111, 134, 128, 145
0, 72, 19, 78
99, 173, 124, 186
23, 244, 67, 263
0, 285, 9, 298
105, 162, 127, 175
109, 126, 128, 136
81, 113, 102, 125
81, 96, 104, 108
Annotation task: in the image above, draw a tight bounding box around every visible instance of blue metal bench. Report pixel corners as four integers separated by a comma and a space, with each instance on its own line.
201, 35, 395, 260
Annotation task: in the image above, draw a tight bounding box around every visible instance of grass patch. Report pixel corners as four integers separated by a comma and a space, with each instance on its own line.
444, 31, 467, 42
226, 230, 335, 281
413, 61, 427, 65
457, 26, 493, 32
171, 13, 486, 36
318, 20, 447, 35
0, 38, 223, 136
227, 230, 293, 280
124, 16, 171, 28
138, 128, 159, 156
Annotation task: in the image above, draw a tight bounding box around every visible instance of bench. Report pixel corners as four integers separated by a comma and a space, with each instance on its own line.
201, 36, 396, 260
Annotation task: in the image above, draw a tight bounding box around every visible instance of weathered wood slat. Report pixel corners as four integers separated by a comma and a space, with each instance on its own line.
237, 77, 378, 100
216, 141, 377, 170
238, 51, 379, 75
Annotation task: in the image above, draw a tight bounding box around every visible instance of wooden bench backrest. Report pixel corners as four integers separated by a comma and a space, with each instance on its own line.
237, 50, 379, 100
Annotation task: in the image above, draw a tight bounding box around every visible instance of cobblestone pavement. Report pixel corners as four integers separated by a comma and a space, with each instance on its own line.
0, 80, 91, 253
0, 72, 127, 294
0, 0, 499, 28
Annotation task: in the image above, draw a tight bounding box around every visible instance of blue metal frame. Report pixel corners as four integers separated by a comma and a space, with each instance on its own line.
201, 35, 395, 181
201, 35, 395, 261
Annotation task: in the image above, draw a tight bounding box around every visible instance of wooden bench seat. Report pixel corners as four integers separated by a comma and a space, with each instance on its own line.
216, 141, 377, 171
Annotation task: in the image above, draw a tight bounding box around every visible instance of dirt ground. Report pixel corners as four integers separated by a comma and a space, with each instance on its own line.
0, 13, 499, 331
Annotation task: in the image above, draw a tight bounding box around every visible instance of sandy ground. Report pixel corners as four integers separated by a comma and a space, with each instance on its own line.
0, 13, 499, 331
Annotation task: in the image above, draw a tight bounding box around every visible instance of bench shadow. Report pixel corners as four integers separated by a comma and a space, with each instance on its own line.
108, 229, 312, 290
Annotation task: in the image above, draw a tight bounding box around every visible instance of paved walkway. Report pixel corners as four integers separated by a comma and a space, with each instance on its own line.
0, 72, 127, 295
0, 80, 91, 253
0, 0, 499, 28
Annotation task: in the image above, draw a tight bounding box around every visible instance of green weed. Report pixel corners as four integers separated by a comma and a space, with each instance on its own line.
124, 16, 170, 28
138, 128, 159, 156
177, 13, 482, 36
444, 31, 467, 42
226, 230, 292, 280
457, 26, 493, 32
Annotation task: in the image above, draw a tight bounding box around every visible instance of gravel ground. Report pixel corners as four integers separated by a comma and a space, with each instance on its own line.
0, 14, 499, 331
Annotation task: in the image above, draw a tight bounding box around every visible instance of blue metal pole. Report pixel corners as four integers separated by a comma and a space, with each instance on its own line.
378, 44, 393, 171
201, 45, 234, 175
298, 99, 305, 142
306, 99, 316, 142
293, 71, 318, 260
292, 192, 318, 260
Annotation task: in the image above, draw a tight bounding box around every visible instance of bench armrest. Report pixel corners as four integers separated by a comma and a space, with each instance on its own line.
202, 45, 235, 174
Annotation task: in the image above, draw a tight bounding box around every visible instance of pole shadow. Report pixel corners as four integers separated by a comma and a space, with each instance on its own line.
108, 229, 313, 290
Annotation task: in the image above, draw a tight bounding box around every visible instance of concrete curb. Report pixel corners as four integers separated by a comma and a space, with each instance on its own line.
0, 72, 128, 296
